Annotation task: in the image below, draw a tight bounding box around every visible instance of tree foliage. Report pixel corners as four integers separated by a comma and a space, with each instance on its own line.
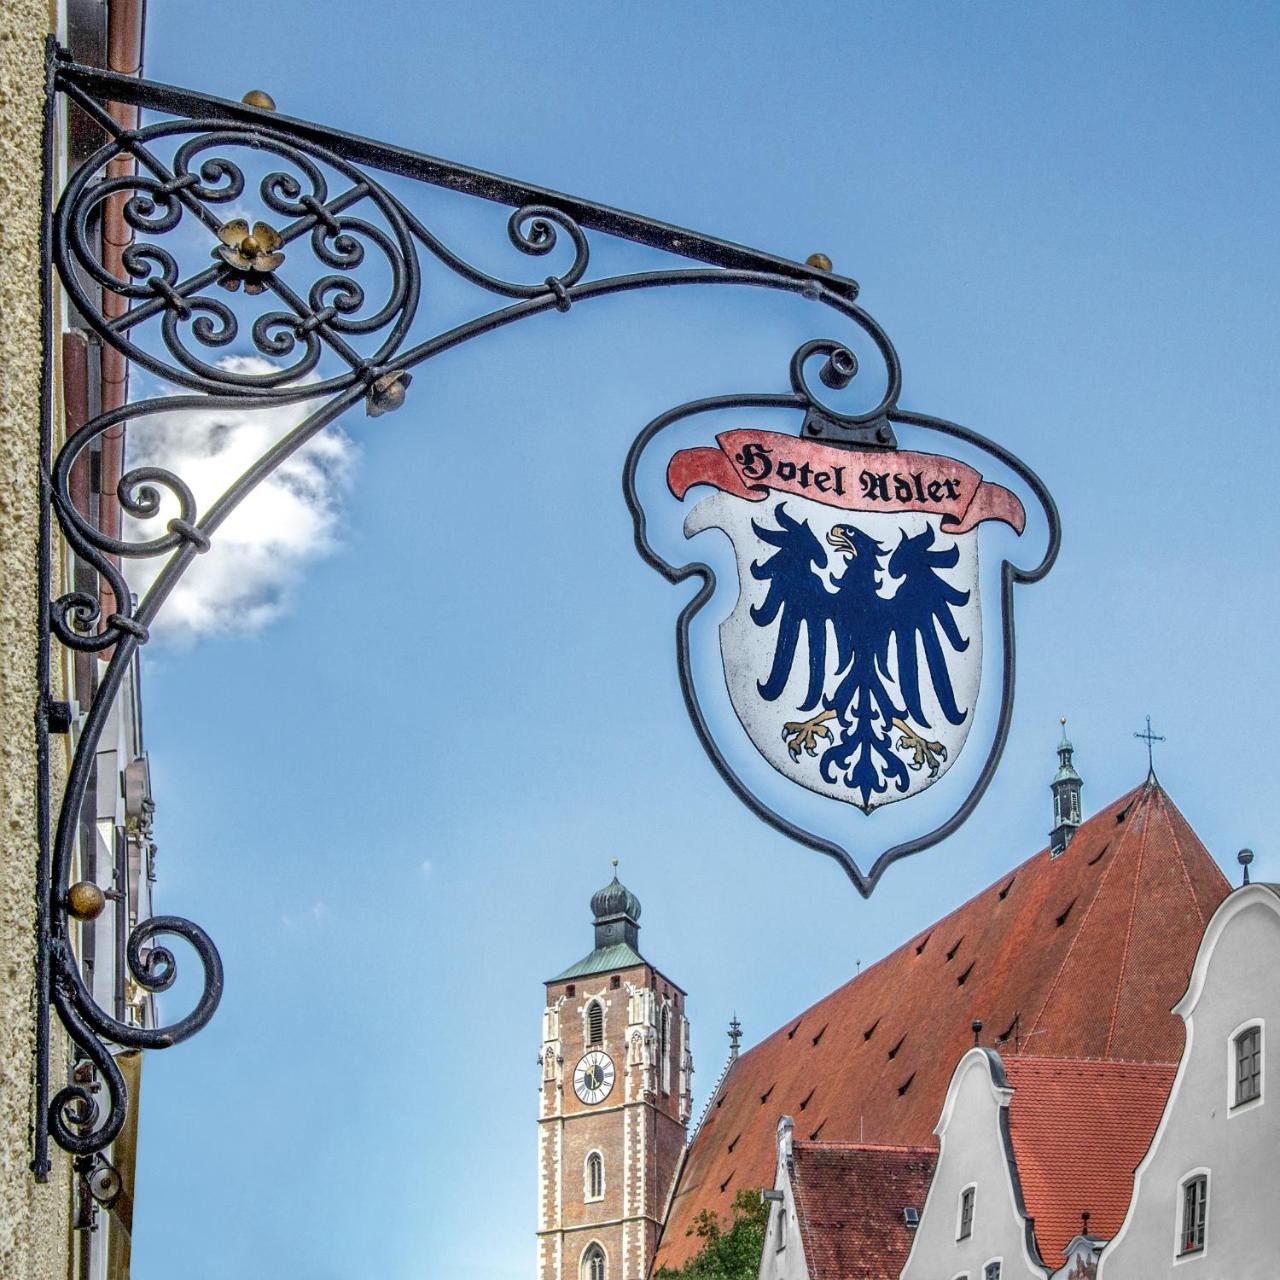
652, 1189, 769, 1280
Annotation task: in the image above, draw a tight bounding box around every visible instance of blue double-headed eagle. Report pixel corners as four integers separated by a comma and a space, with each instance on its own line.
748, 503, 971, 809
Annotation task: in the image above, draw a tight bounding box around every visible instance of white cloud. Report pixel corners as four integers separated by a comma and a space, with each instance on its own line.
124, 357, 359, 644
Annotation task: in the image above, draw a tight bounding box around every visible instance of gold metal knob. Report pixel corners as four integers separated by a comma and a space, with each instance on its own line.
805, 253, 833, 272
242, 90, 277, 111
67, 881, 106, 921
366, 370, 412, 417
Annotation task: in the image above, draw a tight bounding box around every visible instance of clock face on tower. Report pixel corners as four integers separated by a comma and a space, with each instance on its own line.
573, 1050, 616, 1105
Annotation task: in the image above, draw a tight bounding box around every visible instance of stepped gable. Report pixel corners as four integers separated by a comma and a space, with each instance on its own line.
1004, 1057, 1177, 1262
790, 1142, 936, 1280
654, 782, 1229, 1270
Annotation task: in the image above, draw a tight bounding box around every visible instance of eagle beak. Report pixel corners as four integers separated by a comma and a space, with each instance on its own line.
826, 526, 856, 556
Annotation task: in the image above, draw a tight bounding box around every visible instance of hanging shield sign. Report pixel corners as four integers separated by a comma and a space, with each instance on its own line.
667, 430, 1025, 813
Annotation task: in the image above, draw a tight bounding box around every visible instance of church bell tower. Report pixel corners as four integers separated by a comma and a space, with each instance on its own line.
537, 865, 692, 1280
1050, 718, 1084, 856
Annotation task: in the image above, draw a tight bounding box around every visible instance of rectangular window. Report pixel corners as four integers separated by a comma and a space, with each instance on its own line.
1236, 1026, 1261, 1106
1180, 1175, 1207, 1255
958, 1186, 975, 1240
984, 1264, 1001, 1280
777, 1208, 787, 1251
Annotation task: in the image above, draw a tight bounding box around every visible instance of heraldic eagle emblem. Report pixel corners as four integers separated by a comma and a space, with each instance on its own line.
750, 505, 970, 810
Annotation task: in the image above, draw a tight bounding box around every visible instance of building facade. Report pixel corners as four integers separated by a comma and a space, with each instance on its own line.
657, 774, 1229, 1271
899, 1052, 1174, 1280
539, 870, 692, 1280
1099, 883, 1280, 1279
899, 1050, 1046, 1280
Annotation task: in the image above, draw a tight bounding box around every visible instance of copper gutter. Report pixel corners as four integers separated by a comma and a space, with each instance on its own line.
61, 331, 95, 698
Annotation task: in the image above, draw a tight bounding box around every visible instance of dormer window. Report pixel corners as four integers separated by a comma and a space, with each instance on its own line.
587, 1000, 604, 1046
1234, 1024, 1262, 1106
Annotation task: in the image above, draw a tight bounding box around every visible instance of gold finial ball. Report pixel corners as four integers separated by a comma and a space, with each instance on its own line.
242, 90, 277, 111
366, 370, 412, 417
611, 857, 619, 869
67, 881, 106, 921
1061, 716, 1068, 726
806, 252, 833, 272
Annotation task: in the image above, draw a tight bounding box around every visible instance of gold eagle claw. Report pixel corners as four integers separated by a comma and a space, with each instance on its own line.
782, 709, 838, 761
892, 717, 948, 777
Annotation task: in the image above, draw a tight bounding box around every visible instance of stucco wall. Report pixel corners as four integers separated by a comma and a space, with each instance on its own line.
756, 1119, 808, 1280
901, 1051, 1044, 1280
1100, 890, 1280, 1280
0, 4, 72, 1277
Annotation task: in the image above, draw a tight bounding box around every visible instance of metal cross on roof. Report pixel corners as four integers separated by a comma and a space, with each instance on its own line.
1135, 715, 1166, 775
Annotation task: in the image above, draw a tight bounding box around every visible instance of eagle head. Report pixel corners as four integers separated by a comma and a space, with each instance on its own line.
825, 523, 881, 560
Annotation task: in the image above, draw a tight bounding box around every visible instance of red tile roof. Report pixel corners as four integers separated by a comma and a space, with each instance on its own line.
789, 1142, 937, 1280
654, 783, 1227, 1270
1004, 1057, 1177, 1262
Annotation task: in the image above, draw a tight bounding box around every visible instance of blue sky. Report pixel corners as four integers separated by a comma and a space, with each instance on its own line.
127, 4, 1280, 1277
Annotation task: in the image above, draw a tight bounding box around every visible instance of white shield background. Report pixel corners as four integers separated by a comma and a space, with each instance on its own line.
685, 490, 983, 810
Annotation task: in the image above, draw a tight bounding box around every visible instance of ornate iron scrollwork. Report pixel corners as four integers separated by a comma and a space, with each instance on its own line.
35, 43, 935, 1175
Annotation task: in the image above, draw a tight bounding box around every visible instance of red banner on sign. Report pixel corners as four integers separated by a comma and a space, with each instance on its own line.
667, 430, 1025, 535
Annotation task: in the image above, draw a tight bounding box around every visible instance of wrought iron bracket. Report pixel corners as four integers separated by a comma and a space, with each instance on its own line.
33, 41, 1054, 1175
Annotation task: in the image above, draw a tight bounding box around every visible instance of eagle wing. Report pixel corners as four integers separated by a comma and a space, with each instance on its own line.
885, 526, 971, 728
749, 504, 835, 711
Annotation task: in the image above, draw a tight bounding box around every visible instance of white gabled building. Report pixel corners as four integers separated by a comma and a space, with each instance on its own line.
901, 1049, 1174, 1280
1099, 882, 1280, 1279
757, 1116, 935, 1280
758, 1118, 806, 1280
900, 1049, 1047, 1280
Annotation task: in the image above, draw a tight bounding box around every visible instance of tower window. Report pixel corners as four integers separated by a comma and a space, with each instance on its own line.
1235, 1025, 1262, 1106
582, 1243, 605, 1280
587, 1001, 604, 1046
958, 1185, 975, 1239
566, 984, 575, 997
585, 1152, 603, 1201
660, 1004, 672, 1092
1180, 1174, 1208, 1255
610, 975, 620, 989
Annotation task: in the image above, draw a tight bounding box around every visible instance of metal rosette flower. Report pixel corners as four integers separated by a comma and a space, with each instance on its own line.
54, 118, 422, 398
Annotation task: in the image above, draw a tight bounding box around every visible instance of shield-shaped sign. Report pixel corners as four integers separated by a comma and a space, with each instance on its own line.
627, 399, 1058, 896
671, 431, 1023, 812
